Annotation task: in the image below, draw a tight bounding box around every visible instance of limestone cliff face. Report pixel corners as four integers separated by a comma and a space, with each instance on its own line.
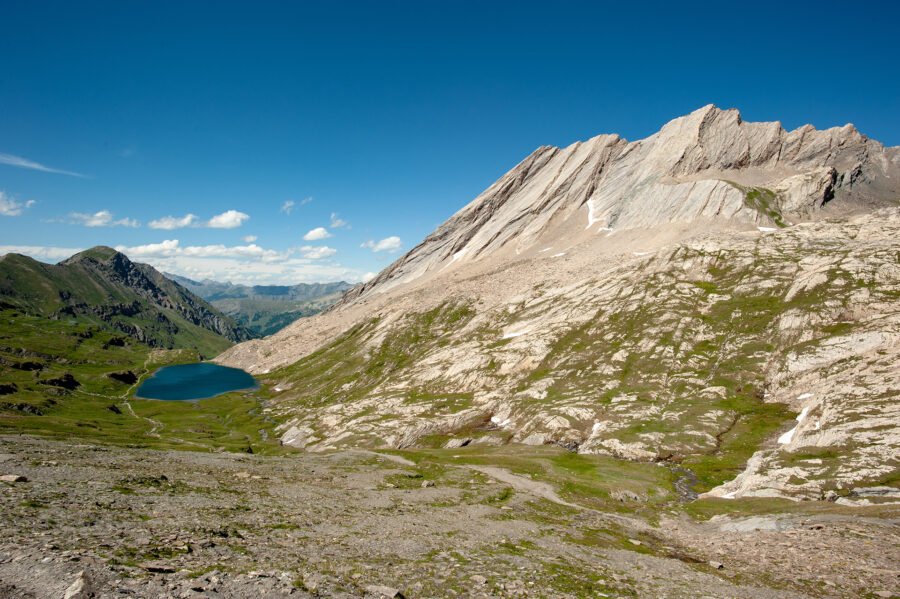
339, 105, 898, 304
217, 106, 900, 501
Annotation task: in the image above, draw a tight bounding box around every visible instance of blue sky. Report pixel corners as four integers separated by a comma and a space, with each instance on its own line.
1, 0, 898, 283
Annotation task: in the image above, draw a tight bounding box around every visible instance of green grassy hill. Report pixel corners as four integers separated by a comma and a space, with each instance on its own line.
0, 247, 254, 357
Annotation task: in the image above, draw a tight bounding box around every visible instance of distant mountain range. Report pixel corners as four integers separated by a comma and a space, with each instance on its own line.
0, 246, 253, 357
164, 274, 352, 337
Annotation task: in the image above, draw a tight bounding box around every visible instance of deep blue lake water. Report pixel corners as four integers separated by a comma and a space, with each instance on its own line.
136, 362, 257, 400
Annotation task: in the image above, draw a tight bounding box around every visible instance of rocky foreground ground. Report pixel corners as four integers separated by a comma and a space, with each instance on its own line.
0, 435, 897, 598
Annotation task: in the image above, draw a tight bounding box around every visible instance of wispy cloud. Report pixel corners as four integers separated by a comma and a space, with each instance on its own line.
300, 196, 313, 206
149, 214, 198, 230
299, 245, 337, 259
0, 192, 36, 216
330, 212, 349, 229
280, 200, 295, 215
242, 235, 257, 243
207, 210, 249, 229
361, 236, 402, 253
303, 227, 332, 241
0, 152, 86, 177
68, 210, 139, 228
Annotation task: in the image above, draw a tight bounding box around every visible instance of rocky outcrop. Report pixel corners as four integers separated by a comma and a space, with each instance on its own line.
62, 249, 254, 343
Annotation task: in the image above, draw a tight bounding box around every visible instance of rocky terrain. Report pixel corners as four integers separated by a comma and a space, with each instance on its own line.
217, 106, 900, 503
2, 435, 898, 598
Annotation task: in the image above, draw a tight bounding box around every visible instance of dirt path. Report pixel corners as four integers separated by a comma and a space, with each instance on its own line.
350, 450, 417, 467
462, 465, 584, 510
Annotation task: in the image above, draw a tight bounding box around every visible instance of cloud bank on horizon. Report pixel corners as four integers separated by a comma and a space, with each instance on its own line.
1, 188, 403, 284
0, 238, 371, 285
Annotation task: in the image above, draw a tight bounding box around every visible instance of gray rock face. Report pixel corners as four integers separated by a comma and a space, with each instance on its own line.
338, 105, 899, 304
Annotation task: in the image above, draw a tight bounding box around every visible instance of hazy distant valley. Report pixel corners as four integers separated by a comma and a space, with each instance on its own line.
165, 273, 351, 337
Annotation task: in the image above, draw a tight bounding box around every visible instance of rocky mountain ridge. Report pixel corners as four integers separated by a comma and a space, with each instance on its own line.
1, 246, 253, 356
339, 104, 898, 304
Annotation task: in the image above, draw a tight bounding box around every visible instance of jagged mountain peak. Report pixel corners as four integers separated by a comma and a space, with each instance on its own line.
337, 106, 899, 306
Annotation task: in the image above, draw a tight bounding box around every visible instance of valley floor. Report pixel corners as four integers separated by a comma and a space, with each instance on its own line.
1, 435, 897, 598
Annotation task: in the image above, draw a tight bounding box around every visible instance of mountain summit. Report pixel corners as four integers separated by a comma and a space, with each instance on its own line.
340, 105, 898, 302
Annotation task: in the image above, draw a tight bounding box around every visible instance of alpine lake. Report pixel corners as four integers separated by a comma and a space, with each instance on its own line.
136, 362, 258, 400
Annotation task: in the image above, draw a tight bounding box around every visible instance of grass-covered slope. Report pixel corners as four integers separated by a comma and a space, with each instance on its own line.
0, 247, 254, 357
257, 212, 900, 499
0, 308, 283, 453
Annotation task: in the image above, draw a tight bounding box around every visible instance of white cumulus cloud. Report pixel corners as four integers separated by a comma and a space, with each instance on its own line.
149, 214, 198, 230
68, 210, 139, 228
243, 235, 257, 243
207, 210, 249, 229
0, 192, 36, 216
119, 239, 181, 257
303, 227, 332, 241
362, 272, 377, 283
361, 236, 402, 253
299, 245, 337, 260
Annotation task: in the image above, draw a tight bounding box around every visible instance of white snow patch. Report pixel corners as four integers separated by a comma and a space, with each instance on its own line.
274, 386, 283, 392
796, 392, 813, 400
551, 252, 566, 258
502, 330, 529, 340
757, 226, 777, 232
539, 247, 553, 253
778, 406, 811, 445
585, 200, 613, 232
490, 415, 512, 428
633, 251, 649, 256
721, 491, 737, 499
442, 248, 468, 269
586, 200, 598, 229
